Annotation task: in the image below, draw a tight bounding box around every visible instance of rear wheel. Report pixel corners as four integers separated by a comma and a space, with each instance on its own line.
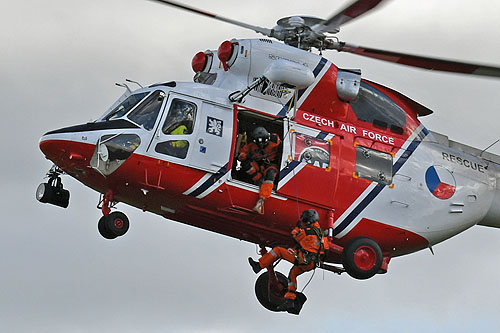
342, 237, 383, 280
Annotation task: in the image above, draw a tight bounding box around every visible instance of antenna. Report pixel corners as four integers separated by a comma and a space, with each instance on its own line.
115, 82, 132, 93
479, 139, 500, 158
126, 79, 144, 88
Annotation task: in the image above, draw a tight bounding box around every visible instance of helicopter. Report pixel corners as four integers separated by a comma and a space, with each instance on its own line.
36, 0, 500, 314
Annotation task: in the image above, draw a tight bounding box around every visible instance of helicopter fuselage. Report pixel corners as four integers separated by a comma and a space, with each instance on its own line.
39, 38, 500, 269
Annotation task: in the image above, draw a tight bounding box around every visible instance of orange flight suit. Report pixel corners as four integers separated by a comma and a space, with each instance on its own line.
238, 133, 280, 200
258, 221, 329, 299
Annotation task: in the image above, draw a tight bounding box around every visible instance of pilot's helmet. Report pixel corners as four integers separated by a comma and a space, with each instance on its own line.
300, 209, 319, 226
165, 100, 195, 133
172, 101, 195, 122
252, 126, 270, 148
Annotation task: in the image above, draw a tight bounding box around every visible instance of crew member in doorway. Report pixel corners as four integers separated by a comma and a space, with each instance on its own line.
248, 209, 329, 310
237, 126, 280, 213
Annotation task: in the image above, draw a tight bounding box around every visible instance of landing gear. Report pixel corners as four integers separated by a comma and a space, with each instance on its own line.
97, 190, 129, 239
98, 211, 130, 239
342, 237, 383, 280
36, 166, 70, 208
254, 270, 307, 315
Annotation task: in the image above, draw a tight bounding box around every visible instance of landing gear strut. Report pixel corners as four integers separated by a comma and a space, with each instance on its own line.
97, 190, 129, 239
36, 166, 70, 208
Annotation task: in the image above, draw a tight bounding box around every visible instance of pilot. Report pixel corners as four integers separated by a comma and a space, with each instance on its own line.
248, 209, 329, 310
237, 126, 280, 213
160, 101, 195, 158
162, 100, 195, 135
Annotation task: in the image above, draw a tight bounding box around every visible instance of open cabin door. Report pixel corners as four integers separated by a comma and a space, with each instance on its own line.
224, 108, 286, 213
147, 92, 234, 173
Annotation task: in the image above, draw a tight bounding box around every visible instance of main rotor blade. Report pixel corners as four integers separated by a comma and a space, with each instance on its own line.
148, 0, 272, 37
312, 0, 385, 35
332, 42, 500, 78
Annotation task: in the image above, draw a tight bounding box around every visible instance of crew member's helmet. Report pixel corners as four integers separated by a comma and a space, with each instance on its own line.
300, 209, 319, 225
252, 126, 270, 148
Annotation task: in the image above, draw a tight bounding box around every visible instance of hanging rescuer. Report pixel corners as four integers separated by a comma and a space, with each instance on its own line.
248, 209, 330, 310
237, 126, 281, 213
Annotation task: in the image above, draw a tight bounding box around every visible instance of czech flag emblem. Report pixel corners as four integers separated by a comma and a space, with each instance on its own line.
425, 166, 456, 200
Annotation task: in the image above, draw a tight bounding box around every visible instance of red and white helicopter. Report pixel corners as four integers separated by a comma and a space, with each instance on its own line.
37, 0, 500, 314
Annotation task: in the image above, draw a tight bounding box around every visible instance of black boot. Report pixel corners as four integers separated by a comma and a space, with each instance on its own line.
248, 257, 262, 274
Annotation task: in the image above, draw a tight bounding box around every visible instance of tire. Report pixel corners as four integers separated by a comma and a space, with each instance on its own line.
342, 237, 383, 280
255, 271, 288, 312
98, 216, 117, 239
104, 211, 130, 237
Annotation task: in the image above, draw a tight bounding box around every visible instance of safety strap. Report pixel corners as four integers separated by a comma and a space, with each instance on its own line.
293, 226, 325, 266
310, 226, 325, 266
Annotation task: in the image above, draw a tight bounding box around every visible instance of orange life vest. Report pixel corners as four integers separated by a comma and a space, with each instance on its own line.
238, 133, 280, 164
291, 221, 329, 262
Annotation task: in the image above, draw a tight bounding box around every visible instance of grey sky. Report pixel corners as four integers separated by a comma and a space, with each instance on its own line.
2, 0, 500, 331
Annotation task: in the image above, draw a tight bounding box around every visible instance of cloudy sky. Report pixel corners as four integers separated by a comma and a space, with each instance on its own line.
2, 0, 500, 331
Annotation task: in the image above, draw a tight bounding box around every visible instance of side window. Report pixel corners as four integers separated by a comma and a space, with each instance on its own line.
355, 145, 393, 185
162, 99, 197, 135
350, 82, 406, 134
90, 134, 141, 176
155, 140, 189, 159
127, 90, 165, 130
293, 133, 330, 169
155, 99, 197, 159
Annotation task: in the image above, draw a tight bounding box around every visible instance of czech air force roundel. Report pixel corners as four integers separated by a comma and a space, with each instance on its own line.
425, 165, 456, 199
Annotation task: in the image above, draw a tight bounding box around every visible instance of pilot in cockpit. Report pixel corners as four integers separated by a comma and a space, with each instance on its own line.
159, 100, 196, 158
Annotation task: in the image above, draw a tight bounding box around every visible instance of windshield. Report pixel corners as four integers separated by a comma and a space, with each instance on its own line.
105, 92, 149, 121
127, 90, 166, 130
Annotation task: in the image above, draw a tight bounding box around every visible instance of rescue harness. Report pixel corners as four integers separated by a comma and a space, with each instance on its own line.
294, 225, 326, 267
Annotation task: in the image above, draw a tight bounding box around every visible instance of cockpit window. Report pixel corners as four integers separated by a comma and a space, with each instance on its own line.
127, 90, 166, 130
106, 92, 148, 121
350, 82, 406, 134
162, 99, 197, 135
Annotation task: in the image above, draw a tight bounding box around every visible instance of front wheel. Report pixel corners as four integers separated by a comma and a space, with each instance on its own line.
342, 237, 383, 280
105, 211, 129, 237
98, 212, 129, 239
98, 216, 116, 239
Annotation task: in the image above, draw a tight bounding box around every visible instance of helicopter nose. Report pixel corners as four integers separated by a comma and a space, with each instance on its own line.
39, 133, 71, 164
39, 131, 88, 167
